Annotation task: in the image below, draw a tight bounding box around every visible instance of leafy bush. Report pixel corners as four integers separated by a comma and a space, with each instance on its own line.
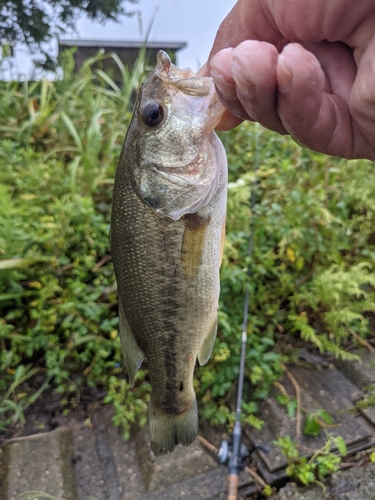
198, 124, 375, 424
0, 50, 375, 433
0, 50, 148, 424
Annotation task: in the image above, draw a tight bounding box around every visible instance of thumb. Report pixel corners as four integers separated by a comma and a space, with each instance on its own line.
205, 0, 283, 65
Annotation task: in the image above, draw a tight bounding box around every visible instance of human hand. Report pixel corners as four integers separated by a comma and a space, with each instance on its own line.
199, 0, 375, 160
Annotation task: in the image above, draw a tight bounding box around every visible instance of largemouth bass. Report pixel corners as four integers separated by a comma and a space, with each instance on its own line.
110, 51, 227, 456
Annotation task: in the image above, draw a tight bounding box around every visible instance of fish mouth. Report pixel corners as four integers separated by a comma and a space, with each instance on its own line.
135, 161, 218, 221
154, 165, 201, 187
150, 163, 219, 220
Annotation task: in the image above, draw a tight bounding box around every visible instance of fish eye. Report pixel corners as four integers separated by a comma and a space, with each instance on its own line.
141, 102, 165, 127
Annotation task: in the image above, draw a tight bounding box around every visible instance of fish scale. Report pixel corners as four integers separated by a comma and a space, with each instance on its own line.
111, 51, 227, 455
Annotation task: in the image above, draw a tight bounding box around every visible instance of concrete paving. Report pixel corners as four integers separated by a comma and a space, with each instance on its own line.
273, 463, 375, 500
1, 349, 375, 500
0, 426, 78, 500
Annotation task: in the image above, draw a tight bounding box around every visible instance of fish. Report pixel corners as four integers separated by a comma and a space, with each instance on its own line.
110, 51, 227, 456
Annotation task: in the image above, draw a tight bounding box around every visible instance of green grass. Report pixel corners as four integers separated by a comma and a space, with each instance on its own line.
1, 49, 375, 433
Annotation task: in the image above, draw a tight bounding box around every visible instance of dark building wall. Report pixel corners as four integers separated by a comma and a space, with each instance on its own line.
59, 42, 186, 81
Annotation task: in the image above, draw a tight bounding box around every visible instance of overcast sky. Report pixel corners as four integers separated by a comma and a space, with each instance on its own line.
7, 0, 237, 78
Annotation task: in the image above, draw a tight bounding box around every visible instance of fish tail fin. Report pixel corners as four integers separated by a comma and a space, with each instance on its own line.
148, 397, 198, 456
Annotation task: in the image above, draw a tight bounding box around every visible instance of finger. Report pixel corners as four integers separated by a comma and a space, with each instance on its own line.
277, 43, 360, 158
350, 34, 375, 160
210, 48, 250, 123
198, 55, 244, 130
302, 41, 356, 98
231, 40, 287, 134
215, 109, 244, 131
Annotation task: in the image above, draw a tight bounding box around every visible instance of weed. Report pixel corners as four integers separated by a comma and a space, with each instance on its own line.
103, 370, 151, 440
275, 434, 347, 487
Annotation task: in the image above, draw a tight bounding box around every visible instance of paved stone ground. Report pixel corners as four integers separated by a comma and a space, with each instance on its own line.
1, 348, 375, 500
274, 462, 375, 500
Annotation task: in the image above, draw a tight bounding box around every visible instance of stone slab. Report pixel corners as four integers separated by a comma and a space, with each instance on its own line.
105, 421, 145, 500
0, 426, 78, 500
71, 423, 107, 500
93, 406, 254, 500
334, 349, 375, 426
271, 462, 375, 500
359, 406, 375, 427
247, 366, 372, 473
92, 407, 132, 500
335, 349, 375, 390
144, 465, 253, 500
135, 426, 219, 492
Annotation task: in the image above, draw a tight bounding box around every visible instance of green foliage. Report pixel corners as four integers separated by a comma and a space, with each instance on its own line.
356, 394, 375, 408
198, 123, 375, 427
0, 0, 138, 69
0, 50, 149, 428
275, 434, 347, 486
1, 49, 375, 436
276, 394, 297, 418
0, 364, 42, 429
303, 410, 333, 437
275, 436, 316, 485
262, 484, 273, 497
103, 370, 150, 440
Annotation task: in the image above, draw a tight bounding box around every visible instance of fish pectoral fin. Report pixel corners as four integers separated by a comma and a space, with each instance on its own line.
181, 213, 210, 278
198, 317, 218, 366
119, 303, 144, 387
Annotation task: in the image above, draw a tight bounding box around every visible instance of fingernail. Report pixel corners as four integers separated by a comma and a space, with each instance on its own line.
211, 69, 237, 101
278, 54, 293, 93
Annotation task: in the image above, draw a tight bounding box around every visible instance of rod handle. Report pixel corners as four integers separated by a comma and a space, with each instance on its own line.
227, 473, 239, 500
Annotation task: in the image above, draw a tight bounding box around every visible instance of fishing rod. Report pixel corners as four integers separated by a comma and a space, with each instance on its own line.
217, 127, 269, 499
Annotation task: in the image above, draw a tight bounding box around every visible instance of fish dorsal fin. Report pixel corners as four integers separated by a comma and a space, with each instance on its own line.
118, 303, 144, 387
198, 317, 218, 366
181, 213, 210, 277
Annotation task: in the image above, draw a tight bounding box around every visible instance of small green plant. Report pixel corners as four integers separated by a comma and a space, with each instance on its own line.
275, 434, 347, 487
303, 410, 335, 437
355, 393, 375, 410
276, 393, 298, 419
262, 484, 273, 497
103, 371, 151, 440
0, 364, 41, 429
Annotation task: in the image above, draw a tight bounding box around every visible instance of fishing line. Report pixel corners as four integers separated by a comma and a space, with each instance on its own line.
217, 125, 270, 499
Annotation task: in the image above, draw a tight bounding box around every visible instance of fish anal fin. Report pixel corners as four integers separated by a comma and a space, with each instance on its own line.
149, 398, 198, 456
119, 303, 144, 387
181, 213, 210, 278
198, 316, 217, 366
